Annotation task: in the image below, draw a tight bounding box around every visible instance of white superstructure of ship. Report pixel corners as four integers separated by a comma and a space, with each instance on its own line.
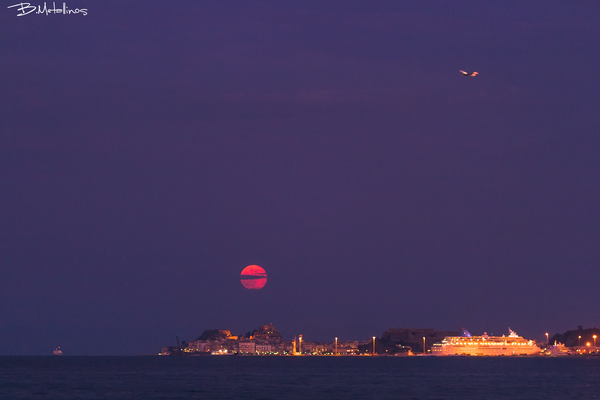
431, 328, 541, 356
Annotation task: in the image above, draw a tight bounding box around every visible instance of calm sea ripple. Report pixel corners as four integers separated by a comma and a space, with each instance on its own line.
0, 356, 598, 399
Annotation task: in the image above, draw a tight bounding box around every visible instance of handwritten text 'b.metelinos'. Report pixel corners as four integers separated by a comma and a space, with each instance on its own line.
8, 2, 88, 16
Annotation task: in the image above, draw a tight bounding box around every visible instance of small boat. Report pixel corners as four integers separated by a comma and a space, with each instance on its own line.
53, 347, 63, 356
545, 342, 572, 357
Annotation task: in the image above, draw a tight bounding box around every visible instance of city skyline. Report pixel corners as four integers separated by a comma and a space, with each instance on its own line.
158, 323, 600, 357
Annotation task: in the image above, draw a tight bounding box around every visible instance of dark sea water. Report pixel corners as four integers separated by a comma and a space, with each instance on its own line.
1, 356, 599, 399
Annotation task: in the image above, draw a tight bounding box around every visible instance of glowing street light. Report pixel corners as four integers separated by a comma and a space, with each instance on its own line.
594, 335, 597, 348
545, 333, 548, 344
579, 336, 582, 347
372, 337, 376, 356
335, 337, 338, 356
423, 337, 426, 355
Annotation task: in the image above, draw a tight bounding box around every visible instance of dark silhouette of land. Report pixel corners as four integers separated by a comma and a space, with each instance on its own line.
162, 325, 600, 356
549, 326, 600, 347
370, 328, 461, 354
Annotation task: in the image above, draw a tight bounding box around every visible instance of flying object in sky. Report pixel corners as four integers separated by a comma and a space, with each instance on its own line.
459, 70, 478, 77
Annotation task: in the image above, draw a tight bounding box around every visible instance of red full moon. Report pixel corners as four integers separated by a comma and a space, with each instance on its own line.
240, 265, 267, 290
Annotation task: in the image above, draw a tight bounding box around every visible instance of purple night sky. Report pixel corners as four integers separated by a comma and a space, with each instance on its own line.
1, 1, 599, 355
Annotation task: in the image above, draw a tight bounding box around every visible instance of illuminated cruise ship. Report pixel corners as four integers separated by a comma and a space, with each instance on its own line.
431, 328, 541, 356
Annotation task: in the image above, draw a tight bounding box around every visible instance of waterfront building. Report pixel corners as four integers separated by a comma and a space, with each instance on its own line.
255, 343, 272, 353
238, 341, 256, 353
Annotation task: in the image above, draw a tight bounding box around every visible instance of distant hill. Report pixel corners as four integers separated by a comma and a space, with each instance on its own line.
376, 328, 461, 353
549, 326, 600, 347
195, 329, 232, 341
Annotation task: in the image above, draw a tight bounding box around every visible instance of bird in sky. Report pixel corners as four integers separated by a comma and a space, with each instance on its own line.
460, 70, 478, 77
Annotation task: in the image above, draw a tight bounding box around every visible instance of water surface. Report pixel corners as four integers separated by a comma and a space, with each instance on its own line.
1, 356, 598, 399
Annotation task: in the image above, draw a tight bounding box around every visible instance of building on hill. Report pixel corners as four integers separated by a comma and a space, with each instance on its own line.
252, 324, 283, 342
195, 329, 236, 341
186, 329, 239, 354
